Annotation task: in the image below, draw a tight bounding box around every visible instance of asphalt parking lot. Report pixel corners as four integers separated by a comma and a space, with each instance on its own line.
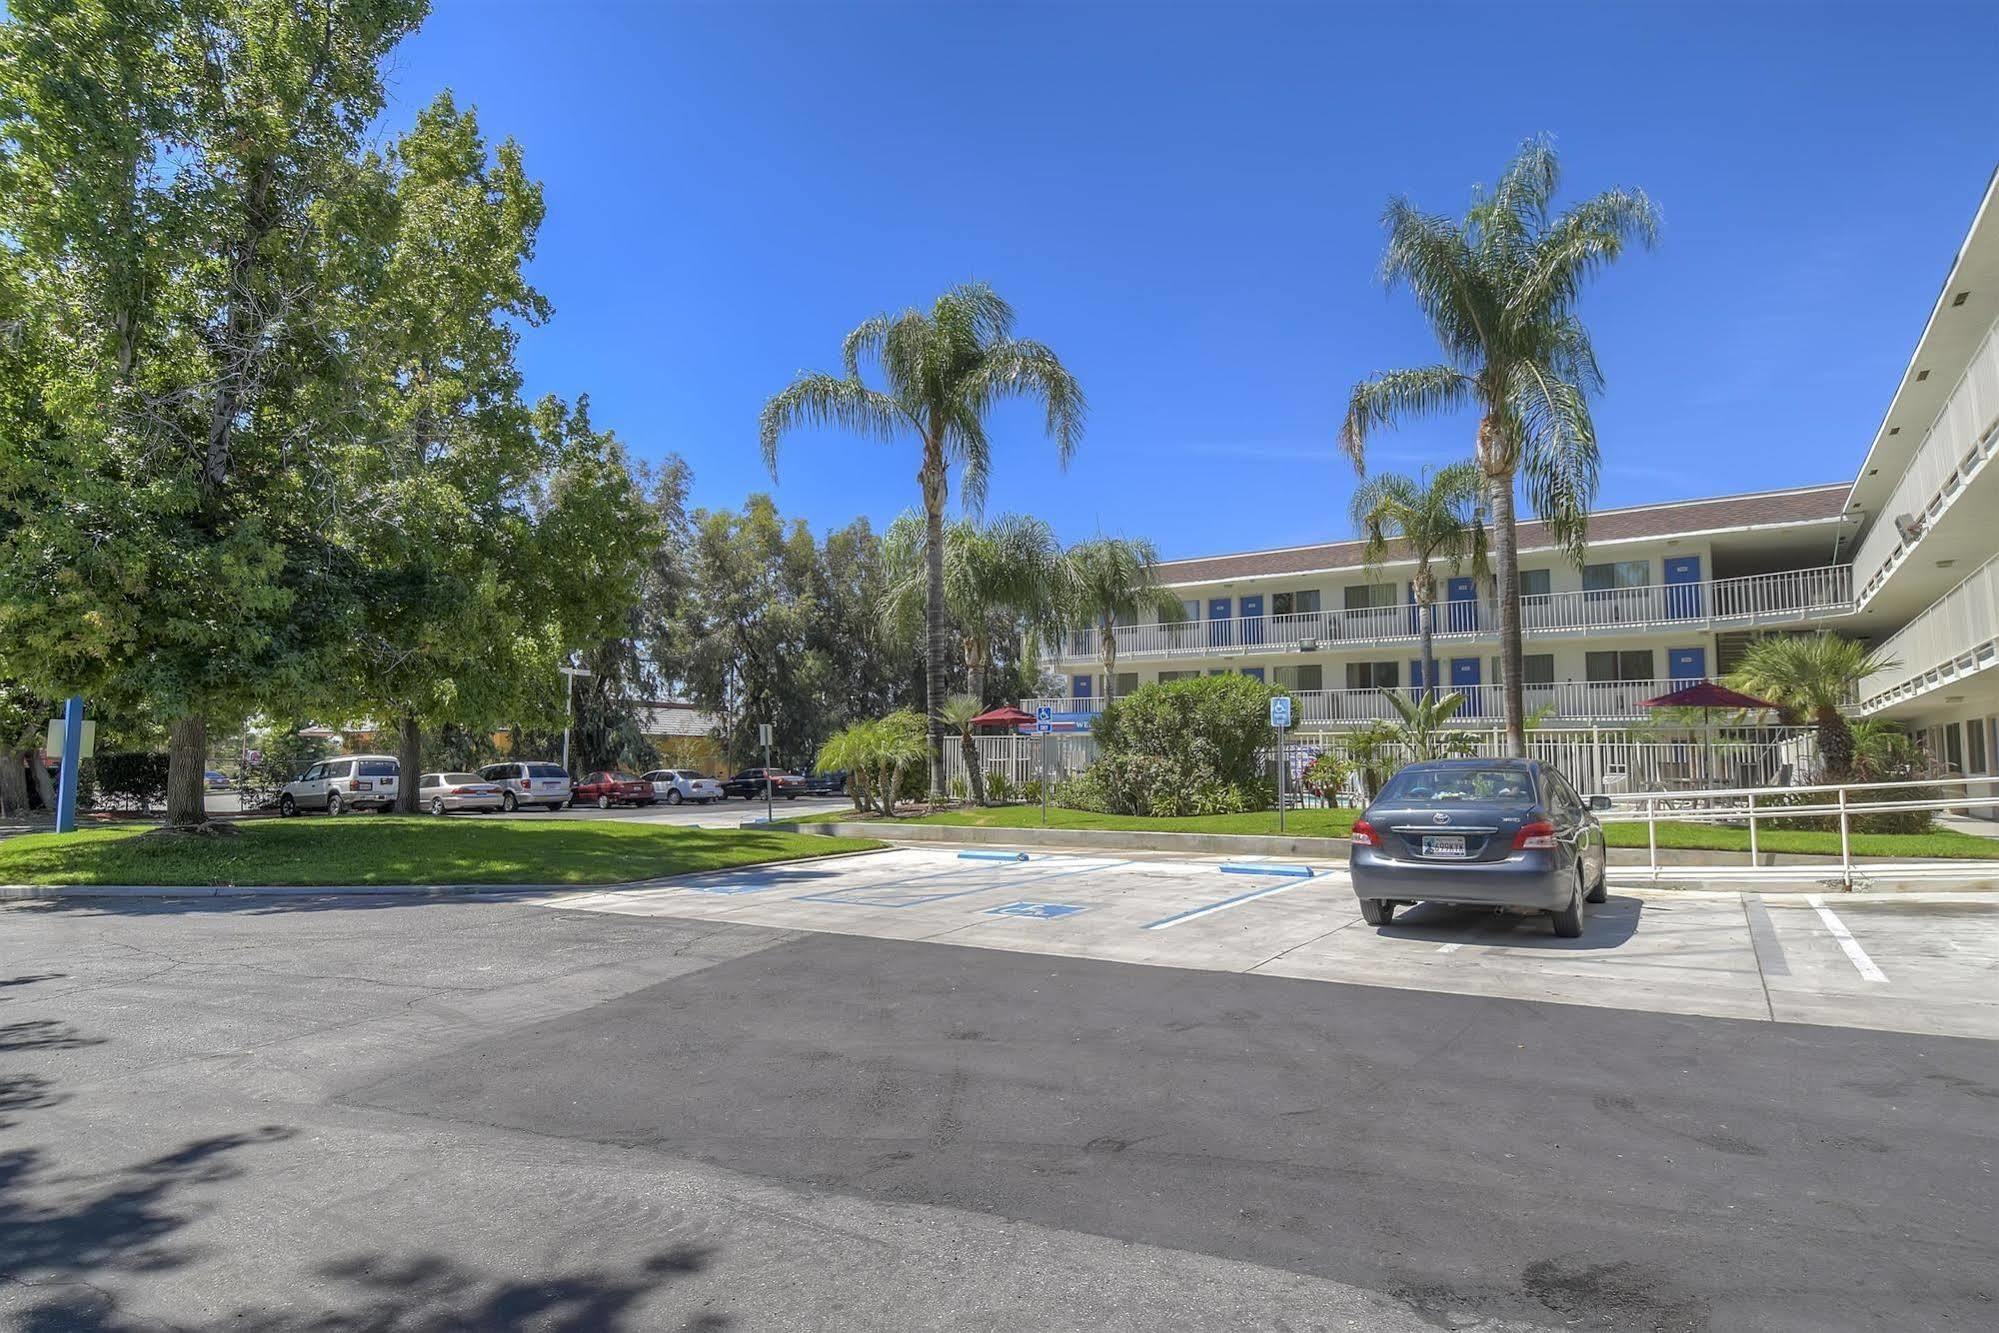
5, 850, 1995, 1329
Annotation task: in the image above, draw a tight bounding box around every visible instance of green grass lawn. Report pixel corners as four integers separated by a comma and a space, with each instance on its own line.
793, 802, 1999, 860
0, 817, 883, 887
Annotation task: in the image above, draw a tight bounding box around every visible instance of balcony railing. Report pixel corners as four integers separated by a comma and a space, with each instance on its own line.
1852, 319, 1999, 606
1041, 565, 1854, 665
1857, 553, 1999, 712
1024, 678, 1722, 726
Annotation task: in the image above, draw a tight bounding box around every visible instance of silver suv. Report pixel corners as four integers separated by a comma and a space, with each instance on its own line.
278, 755, 400, 816
477, 760, 573, 812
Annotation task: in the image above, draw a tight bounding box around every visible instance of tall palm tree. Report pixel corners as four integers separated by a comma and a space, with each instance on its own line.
1350, 462, 1488, 703
1340, 136, 1659, 757
1062, 536, 1184, 704
937, 693, 989, 805
1728, 633, 1896, 780
882, 511, 1067, 705
761, 283, 1085, 797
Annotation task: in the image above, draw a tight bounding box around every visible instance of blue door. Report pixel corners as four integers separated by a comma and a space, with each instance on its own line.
1406, 583, 1419, 636
1446, 576, 1477, 634
1410, 659, 1428, 697
1452, 657, 1482, 715
1669, 647, 1706, 682
1665, 555, 1702, 619
1208, 597, 1233, 648
1239, 594, 1264, 646
1072, 674, 1092, 701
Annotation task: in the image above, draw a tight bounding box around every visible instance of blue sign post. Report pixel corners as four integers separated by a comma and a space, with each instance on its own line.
54, 695, 84, 834
1035, 706, 1053, 826
1269, 695, 1292, 834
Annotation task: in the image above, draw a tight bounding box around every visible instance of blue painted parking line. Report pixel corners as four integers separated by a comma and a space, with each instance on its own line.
958, 850, 1031, 862
1142, 877, 1315, 930
986, 901, 1087, 919
797, 857, 1132, 910
1219, 863, 1313, 878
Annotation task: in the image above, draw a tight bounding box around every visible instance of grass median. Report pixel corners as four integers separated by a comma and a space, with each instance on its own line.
0, 817, 883, 888
790, 802, 1999, 860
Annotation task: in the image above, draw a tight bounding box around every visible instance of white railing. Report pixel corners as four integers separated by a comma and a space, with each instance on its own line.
1041, 566, 1853, 665
1858, 553, 1999, 711
1029, 678, 1758, 726
1852, 319, 1999, 606
1600, 774, 1999, 888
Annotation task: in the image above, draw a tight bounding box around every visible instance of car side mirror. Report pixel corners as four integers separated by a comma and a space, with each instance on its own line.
1588, 795, 1612, 812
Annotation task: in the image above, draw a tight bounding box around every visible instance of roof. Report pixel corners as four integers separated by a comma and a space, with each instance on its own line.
1155, 483, 1852, 586
638, 701, 719, 739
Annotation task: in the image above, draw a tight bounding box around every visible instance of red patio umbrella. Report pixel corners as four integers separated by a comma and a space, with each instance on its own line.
1638, 680, 1780, 787
968, 705, 1035, 730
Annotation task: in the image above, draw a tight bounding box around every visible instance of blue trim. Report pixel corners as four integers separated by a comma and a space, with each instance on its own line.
1219, 863, 1313, 878
958, 850, 1030, 862
55, 695, 83, 834
1141, 877, 1311, 929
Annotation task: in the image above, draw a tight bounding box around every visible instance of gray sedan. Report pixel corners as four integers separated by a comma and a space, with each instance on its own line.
417, 772, 506, 815
1348, 757, 1609, 937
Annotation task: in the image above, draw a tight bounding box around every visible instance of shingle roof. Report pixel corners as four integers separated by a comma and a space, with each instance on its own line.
639, 702, 719, 738
1156, 483, 1852, 586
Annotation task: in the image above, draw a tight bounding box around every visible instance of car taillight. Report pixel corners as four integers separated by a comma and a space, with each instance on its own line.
450, 786, 469, 795
1513, 820, 1558, 850
1350, 819, 1379, 847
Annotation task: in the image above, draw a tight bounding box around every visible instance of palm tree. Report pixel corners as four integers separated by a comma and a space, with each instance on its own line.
1340, 136, 1659, 757
1728, 633, 1896, 779
937, 694, 988, 805
761, 284, 1085, 798
1350, 462, 1488, 703
882, 512, 1067, 705
1386, 690, 1482, 762
1062, 536, 1184, 705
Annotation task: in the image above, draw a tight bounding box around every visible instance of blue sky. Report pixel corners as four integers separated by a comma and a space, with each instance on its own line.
378, 0, 1999, 559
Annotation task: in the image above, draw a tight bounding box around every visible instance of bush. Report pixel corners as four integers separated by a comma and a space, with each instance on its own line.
1302, 751, 1355, 805
1075, 674, 1281, 817
949, 776, 969, 801
86, 752, 170, 812
1018, 777, 1044, 805
985, 769, 1014, 804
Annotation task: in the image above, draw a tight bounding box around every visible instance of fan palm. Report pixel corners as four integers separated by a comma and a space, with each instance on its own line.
1340, 136, 1659, 757
1727, 633, 1896, 779
1351, 462, 1488, 703
937, 694, 989, 805
761, 283, 1084, 797
1386, 690, 1481, 762
1062, 536, 1184, 704
882, 512, 1067, 705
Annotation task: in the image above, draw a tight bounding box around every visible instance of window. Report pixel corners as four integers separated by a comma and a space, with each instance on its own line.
1112, 672, 1139, 696
1343, 583, 1398, 610
357, 759, 398, 777
1181, 599, 1200, 622
1274, 664, 1324, 692
1157, 670, 1199, 683
1944, 723, 1965, 773
1583, 560, 1651, 592
1518, 569, 1551, 598
328, 760, 354, 779
303, 763, 327, 782
420, 774, 439, 789
1346, 661, 1399, 690
1492, 654, 1555, 685
1586, 650, 1655, 683
1971, 719, 1990, 774
527, 763, 566, 778
1273, 589, 1322, 617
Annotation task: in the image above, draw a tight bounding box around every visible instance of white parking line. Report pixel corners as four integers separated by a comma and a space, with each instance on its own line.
1436, 942, 1465, 953
1806, 894, 1889, 984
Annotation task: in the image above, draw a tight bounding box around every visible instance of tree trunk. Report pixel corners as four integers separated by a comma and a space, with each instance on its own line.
882, 759, 904, 817
1817, 708, 1854, 781
165, 714, 208, 826
1100, 619, 1117, 705
920, 449, 949, 799
1414, 566, 1437, 703
0, 747, 29, 817
966, 637, 988, 708
28, 745, 55, 809
961, 731, 988, 806
394, 715, 421, 813
1487, 469, 1527, 757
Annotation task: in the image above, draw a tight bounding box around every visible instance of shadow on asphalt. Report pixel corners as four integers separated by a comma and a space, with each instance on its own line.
1370, 894, 1646, 951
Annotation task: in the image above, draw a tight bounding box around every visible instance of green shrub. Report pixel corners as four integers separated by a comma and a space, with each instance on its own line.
985, 769, 1014, 803
1018, 777, 1044, 805
1077, 674, 1281, 817
86, 752, 170, 812
1302, 751, 1355, 805
949, 776, 969, 801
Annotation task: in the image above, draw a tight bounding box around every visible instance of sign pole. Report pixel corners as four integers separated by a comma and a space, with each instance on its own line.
1034, 705, 1054, 827
1269, 694, 1293, 836
55, 695, 84, 834
762, 722, 774, 823
1276, 718, 1285, 835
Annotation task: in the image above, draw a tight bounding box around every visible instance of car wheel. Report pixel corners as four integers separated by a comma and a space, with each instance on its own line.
326, 791, 343, 817
279, 794, 297, 817
544, 803, 564, 812
666, 789, 682, 805
597, 794, 611, 810
1551, 872, 1585, 938
502, 791, 517, 813
1584, 860, 1608, 904
1359, 898, 1394, 926
784, 792, 797, 800
430, 797, 447, 816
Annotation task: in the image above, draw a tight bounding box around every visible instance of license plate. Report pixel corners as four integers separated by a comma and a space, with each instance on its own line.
1422, 835, 1466, 858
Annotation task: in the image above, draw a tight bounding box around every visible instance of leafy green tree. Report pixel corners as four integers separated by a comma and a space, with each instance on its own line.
1728, 633, 1895, 779
761, 283, 1085, 797
1350, 463, 1488, 702
883, 512, 1067, 705
1062, 537, 1183, 703
1340, 136, 1658, 757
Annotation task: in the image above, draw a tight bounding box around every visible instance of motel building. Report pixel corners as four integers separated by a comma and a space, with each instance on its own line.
1023, 171, 1999, 808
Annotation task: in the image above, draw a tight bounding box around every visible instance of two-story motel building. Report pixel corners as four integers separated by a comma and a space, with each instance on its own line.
1028, 169, 1999, 790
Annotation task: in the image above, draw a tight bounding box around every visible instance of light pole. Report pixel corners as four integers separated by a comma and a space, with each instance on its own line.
560, 660, 593, 775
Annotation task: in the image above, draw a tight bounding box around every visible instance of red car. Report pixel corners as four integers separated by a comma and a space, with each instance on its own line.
571, 770, 655, 809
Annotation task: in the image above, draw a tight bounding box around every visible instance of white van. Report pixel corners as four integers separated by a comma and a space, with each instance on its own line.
278, 755, 400, 816
477, 760, 573, 812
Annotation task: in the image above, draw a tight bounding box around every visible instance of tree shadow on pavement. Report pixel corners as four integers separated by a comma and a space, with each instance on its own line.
1373, 894, 1647, 951
0, 1019, 107, 1052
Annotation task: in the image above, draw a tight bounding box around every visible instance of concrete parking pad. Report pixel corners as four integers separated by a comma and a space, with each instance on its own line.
522, 845, 1999, 1039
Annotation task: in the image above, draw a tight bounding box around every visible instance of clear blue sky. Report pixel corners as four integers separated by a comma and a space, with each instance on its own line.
379, 0, 1998, 559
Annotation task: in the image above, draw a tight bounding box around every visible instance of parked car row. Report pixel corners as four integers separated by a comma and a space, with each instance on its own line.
276, 756, 818, 815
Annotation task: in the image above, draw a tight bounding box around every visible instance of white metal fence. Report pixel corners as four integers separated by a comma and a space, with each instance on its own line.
1029, 678, 1767, 726
1858, 552, 1999, 711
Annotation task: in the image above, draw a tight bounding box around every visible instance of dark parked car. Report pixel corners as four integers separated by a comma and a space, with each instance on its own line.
721, 768, 803, 800
1348, 757, 1609, 937
571, 770, 655, 809
798, 770, 847, 796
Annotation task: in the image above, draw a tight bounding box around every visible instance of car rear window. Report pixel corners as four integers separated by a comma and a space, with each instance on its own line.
1377, 767, 1537, 805
526, 763, 566, 778
357, 760, 398, 777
